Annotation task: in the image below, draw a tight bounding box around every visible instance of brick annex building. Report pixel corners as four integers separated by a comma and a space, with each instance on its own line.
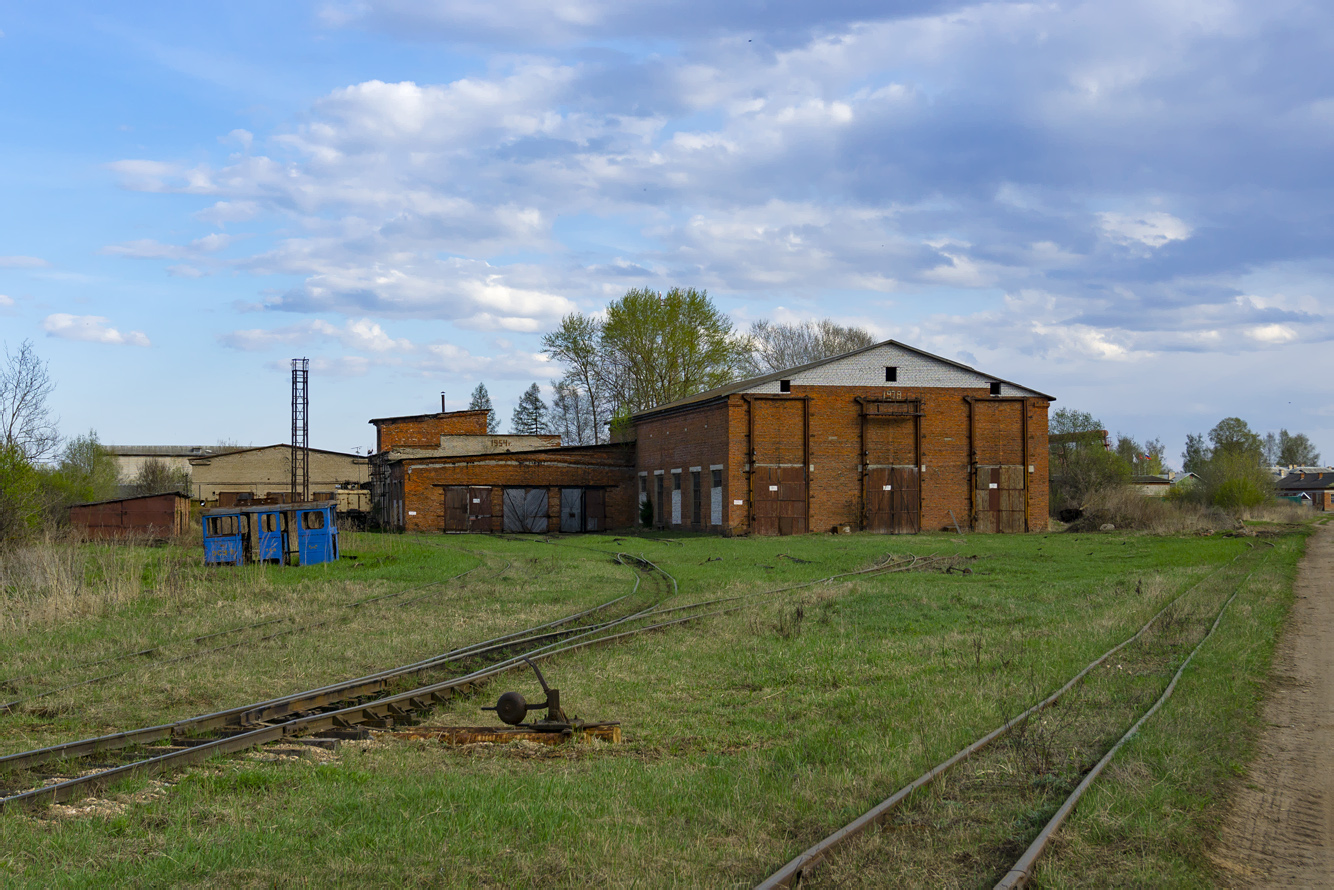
370, 341, 1053, 536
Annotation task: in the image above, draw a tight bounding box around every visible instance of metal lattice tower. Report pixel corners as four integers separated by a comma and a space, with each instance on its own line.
291, 358, 310, 503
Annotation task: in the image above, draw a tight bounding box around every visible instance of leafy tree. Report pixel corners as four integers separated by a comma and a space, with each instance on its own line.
1182, 433, 1211, 474
1278, 429, 1320, 467
1113, 434, 1166, 475
468, 383, 500, 434
1048, 407, 1128, 512
0, 443, 43, 543
131, 457, 190, 496
1208, 417, 1263, 462
1199, 451, 1272, 510
511, 383, 551, 435
746, 319, 875, 375
0, 339, 59, 462
48, 430, 119, 506
1143, 438, 1167, 475
599, 287, 749, 414
1049, 407, 1103, 437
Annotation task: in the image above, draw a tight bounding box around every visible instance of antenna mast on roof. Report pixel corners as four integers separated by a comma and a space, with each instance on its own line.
291, 358, 310, 503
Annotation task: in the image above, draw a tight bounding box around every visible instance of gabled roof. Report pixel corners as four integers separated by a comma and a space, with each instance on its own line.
631, 339, 1055, 420
105, 445, 242, 457
188, 444, 365, 464
1276, 471, 1334, 491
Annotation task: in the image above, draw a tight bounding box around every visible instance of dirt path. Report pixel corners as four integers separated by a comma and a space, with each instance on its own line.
1216, 519, 1334, 887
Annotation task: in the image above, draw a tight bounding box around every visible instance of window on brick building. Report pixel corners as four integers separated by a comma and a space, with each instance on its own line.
779, 379, 791, 393
691, 471, 701, 527
989, 381, 1002, 396
885, 366, 897, 382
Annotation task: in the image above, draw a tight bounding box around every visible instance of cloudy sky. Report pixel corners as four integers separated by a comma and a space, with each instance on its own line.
2, 1, 1331, 464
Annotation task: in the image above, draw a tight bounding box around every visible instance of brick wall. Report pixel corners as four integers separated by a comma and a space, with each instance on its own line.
638, 386, 1049, 535
393, 445, 637, 533
634, 402, 730, 531
373, 410, 490, 451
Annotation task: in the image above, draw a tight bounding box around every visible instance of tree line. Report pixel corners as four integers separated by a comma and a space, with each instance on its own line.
472, 287, 875, 443
0, 340, 192, 543
1050, 406, 1322, 513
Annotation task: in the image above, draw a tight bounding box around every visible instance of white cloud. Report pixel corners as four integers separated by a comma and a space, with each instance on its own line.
103, 234, 237, 259
195, 201, 260, 225
1097, 211, 1193, 249
1247, 323, 1298, 345
42, 314, 150, 347
219, 318, 414, 353
0, 294, 13, 308
0, 256, 49, 268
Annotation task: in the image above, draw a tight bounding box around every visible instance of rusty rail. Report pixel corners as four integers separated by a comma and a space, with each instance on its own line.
994, 566, 1257, 888
0, 563, 700, 810
0, 558, 664, 777
755, 549, 1258, 889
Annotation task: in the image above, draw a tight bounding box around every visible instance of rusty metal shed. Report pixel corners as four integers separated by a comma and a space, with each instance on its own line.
69, 492, 192, 540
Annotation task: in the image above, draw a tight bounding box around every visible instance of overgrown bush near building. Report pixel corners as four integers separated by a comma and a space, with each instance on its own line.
1064, 484, 1235, 534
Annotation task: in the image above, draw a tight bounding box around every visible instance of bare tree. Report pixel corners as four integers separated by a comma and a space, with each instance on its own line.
747, 319, 875, 375
542, 314, 608, 443
0, 340, 59, 462
550, 381, 596, 445
132, 458, 190, 496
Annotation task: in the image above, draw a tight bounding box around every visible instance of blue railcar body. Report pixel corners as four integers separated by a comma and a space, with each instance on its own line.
201, 501, 338, 567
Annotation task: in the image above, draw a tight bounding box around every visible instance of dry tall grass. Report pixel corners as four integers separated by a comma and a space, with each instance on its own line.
1066, 486, 1313, 534
0, 532, 192, 634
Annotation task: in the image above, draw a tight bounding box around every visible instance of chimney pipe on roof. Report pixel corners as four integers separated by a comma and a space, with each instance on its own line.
441, 392, 446, 413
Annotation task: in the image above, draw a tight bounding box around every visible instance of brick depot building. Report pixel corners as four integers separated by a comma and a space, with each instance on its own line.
372, 341, 1052, 536
370, 409, 636, 534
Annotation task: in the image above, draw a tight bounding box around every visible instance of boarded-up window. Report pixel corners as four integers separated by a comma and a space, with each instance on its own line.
503, 488, 549, 533
671, 473, 682, 525
691, 471, 701, 527
656, 475, 664, 526
710, 469, 722, 526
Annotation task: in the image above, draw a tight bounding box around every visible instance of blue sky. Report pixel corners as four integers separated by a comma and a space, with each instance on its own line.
2, 0, 1331, 465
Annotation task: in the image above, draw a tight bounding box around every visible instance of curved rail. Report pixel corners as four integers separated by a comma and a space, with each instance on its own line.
0, 553, 685, 809
0, 553, 669, 775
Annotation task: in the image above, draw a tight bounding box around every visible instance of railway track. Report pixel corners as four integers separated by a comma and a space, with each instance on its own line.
0, 543, 933, 812
0, 551, 677, 809
756, 545, 1270, 888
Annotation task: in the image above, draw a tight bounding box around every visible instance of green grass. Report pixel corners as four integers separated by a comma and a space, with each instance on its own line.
0, 523, 1310, 887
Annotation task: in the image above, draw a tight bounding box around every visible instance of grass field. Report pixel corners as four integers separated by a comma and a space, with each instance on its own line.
0, 522, 1312, 887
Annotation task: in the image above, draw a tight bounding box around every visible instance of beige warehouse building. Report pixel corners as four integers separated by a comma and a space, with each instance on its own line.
188, 445, 370, 512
